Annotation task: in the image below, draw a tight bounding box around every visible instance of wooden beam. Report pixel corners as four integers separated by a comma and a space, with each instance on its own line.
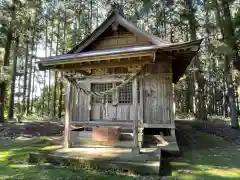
57, 59, 152, 71
132, 77, 139, 154
75, 69, 92, 76
64, 82, 73, 148
77, 78, 125, 83
142, 123, 175, 129
59, 69, 92, 76
44, 51, 154, 66
71, 120, 133, 126
71, 121, 176, 129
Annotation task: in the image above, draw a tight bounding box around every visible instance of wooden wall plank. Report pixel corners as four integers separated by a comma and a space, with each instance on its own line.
73, 82, 90, 122
143, 73, 173, 125
72, 68, 173, 126
90, 33, 151, 50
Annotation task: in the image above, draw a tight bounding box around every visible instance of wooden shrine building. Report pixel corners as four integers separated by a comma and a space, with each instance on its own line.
37, 5, 202, 152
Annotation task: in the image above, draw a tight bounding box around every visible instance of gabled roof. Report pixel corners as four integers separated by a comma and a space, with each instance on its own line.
68, 11, 171, 54
37, 8, 203, 84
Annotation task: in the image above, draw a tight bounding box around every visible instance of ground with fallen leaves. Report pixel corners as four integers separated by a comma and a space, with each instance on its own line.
0, 119, 239, 179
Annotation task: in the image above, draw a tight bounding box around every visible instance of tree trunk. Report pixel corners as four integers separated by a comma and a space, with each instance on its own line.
184, 23, 194, 113
0, 2, 17, 122
221, 0, 239, 128
26, 28, 36, 115
58, 6, 67, 118
42, 15, 48, 115
53, 17, 60, 117
30, 58, 36, 112
47, 14, 55, 115
185, 0, 207, 120
17, 76, 21, 116
213, 0, 224, 37
89, 0, 93, 32
26, 50, 33, 115
8, 36, 19, 119
22, 42, 29, 114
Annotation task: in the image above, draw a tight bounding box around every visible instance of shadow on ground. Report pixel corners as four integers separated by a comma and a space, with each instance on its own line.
165, 120, 240, 179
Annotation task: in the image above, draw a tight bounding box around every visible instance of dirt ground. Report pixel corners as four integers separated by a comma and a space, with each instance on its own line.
1, 118, 239, 145
176, 119, 240, 145
0, 120, 64, 139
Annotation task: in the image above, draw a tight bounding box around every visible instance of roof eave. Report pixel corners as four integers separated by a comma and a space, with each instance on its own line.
37, 50, 156, 71
171, 40, 202, 84
37, 39, 202, 72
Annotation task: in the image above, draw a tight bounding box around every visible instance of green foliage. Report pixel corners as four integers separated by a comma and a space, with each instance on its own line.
0, 66, 11, 83
33, 83, 65, 116
212, 40, 235, 56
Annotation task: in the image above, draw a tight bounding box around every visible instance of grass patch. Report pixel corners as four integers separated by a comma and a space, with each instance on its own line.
0, 138, 134, 180
170, 127, 240, 180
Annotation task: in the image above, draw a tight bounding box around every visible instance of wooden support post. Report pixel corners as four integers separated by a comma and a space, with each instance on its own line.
72, 87, 76, 122
139, 75, 144, 148
64, 82, 73, 148
112, 82, 117, 121
140, 76, 144, 124
88, 93, 91, 123
87, 82, 91, 123
132, 77, 139, 154
172, 83, 175, 124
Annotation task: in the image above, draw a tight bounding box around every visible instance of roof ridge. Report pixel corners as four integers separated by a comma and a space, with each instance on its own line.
115, 14, 171, 45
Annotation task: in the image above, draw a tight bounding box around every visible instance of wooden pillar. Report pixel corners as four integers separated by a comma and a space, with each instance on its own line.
132, 77, 139, 154
72, 87, 76, 122
64, 82, 73, 148
172, 83, 176, 121
139, 76, 144, 148
88, 93, 91, 123
87, 82, 91, 123
112, 82, 118, 121
140, 76, 144, 124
